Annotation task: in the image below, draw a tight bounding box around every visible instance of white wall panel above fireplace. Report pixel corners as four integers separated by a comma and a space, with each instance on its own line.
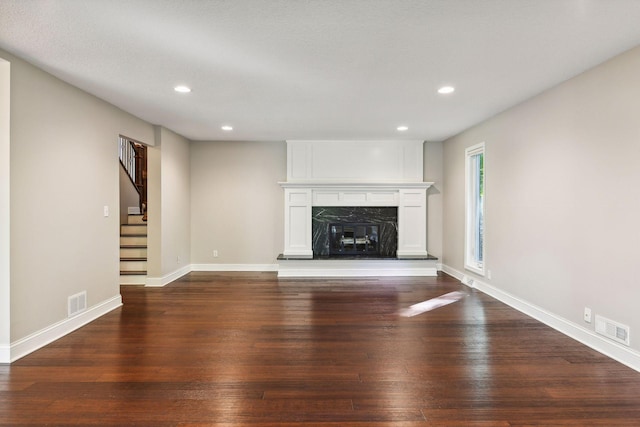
287, 140, 424, 182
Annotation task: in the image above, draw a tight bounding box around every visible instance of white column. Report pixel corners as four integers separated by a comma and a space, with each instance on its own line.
283, 188, 313, 257
397, 188, 428, 257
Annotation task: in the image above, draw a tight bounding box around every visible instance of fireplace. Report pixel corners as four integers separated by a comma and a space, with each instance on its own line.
312, 207, 398, 257
329, 223, 379, 255
278, 140, 436, 276
279, 140, 433, 265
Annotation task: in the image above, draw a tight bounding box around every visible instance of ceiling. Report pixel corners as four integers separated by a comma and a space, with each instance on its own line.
1, 1, 640, 142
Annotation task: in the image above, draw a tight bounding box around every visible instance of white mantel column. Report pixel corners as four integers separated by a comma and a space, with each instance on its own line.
397, 188, 428, 257
283, 188, 313, 257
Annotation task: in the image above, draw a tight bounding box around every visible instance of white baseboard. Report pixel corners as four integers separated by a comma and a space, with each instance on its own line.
191, 263, 279, 272
145, 265, 191, 287
441, 264, 464, 280
4, 295, 122, 363
442, 264, 640, 373
145, 264, 280, 287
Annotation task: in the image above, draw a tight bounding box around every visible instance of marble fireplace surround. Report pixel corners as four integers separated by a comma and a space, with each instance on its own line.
312, 206, 398, 257
279, 140, 434, 260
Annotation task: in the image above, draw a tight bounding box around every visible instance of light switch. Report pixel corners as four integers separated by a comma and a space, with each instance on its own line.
103, 205, 109, 217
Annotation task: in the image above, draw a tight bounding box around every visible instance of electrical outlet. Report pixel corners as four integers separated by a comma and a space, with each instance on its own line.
584, 307, 592, 323
487, 270, 492, 280
213, 250, 219, 258
176, 256, 180, 264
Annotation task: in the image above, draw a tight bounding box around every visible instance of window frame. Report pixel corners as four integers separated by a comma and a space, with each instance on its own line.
464, 142, 485, 275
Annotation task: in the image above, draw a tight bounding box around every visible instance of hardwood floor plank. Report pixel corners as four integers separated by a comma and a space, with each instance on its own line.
2, 271, 640, 425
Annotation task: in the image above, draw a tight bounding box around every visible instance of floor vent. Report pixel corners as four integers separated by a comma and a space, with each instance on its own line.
595, 314, 630, 346
68, 291, 87, 317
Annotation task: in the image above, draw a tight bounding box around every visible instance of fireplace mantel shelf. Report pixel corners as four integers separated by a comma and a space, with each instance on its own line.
279, 181, 434, 189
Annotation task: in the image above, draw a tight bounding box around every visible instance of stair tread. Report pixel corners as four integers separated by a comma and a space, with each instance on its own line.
120, 257, 147, 261
121, 224, 147, 227
120, 245, 148, 248
120, 234, 148, 237
120, 270, 147, 275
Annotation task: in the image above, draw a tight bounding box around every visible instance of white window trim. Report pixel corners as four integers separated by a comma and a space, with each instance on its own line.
464, 142, 485, 276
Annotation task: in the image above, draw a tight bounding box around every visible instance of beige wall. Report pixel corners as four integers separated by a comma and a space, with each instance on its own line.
0, 58, 10, 350
146, 127, 191, 280
160, 127, 191, 276
146, 136, 162, 278
4, 48, 155, 342
190, 141, 285, 265
443, 46, 640, 352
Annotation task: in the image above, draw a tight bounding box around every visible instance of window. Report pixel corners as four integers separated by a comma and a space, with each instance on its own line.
465, 142, 485, 275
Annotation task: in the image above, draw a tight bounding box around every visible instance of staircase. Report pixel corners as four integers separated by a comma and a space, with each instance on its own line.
119, 214, 147, 285
119, 136, 148, 285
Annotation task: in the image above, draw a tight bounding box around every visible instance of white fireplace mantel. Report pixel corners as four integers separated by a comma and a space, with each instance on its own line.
279, 139, 434, 260
279, 181, 433, 257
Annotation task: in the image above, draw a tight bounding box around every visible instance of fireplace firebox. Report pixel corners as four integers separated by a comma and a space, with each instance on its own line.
312, 207, 397, 258
329, 223, 379, 255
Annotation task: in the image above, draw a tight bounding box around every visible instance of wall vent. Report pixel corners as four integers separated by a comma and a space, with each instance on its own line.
595, 314, 630, 346
68, 291, 87, 317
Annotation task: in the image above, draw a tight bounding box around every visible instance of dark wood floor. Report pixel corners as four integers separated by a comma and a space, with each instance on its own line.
2, 272, 640, 426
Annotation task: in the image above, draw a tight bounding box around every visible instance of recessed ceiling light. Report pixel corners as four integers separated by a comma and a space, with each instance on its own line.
221, 125, 233, 131
438, 86, 455, 94
174, 85, 191, 93
397, 126, 409, 131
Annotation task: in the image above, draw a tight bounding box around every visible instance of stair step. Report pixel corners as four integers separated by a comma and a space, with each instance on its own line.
127, 214, 146, 225
120, 224, 147, 235
120, 235, 147, 245
120, 246, 147, 258
120, 214, 148, 285
120, 270, 147, 275
120, 259, 147, 271
120, 274, 147, 286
